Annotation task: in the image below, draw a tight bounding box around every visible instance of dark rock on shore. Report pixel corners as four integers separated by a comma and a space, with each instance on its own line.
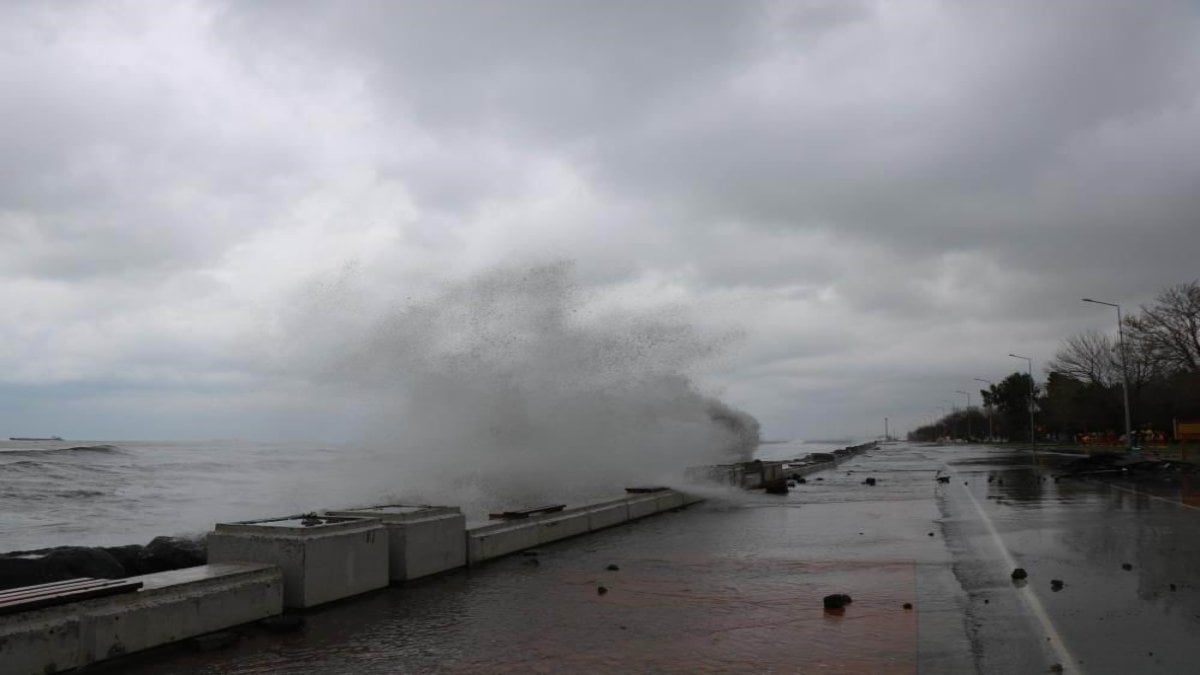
139, 536, 206, 573
1, 535, 208, 590
103, 544, 147, 576
1050, 579, 1064, 591
0, 547, 125, 590
1011, 568, 1028, 581
823, 593, 852, 609
863, 477, 877, 486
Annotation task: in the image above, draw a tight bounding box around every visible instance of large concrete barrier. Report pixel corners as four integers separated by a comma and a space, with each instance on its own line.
534, 510, 591, 545
327, 505, 466, 582
0, 563, 281, 675
626, 494, 661, 520
466, 520, 542, 564
584, 498, 631, 531
207, 515, 388, 609
467, 490, 698, 564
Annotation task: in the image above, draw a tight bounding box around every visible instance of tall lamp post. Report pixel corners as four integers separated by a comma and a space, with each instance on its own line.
1009, 353, 1035, 444
974, 378, 995, 441
1082, 298, 1134, 452
955, 390, 972, 440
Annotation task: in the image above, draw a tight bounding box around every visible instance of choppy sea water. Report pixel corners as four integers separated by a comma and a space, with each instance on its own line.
0, 439, 386, 552
0, 438, 854, 553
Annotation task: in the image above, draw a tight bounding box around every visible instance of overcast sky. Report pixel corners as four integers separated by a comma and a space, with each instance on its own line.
3, 0, 1199, 442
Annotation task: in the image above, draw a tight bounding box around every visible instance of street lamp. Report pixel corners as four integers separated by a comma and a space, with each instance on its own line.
974, 378, 995, 441
1009, 353, 1035, 444
956, 390, 972, 440
1083, 298, 1134, 452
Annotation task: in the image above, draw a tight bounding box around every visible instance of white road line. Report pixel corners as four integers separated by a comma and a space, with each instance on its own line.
1091, 480, 1200, 511
956, 476, 1082, 673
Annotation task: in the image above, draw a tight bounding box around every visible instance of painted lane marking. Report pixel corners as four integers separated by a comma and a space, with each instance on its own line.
956, 476, 1082, 673
1090, 480, 1200, 512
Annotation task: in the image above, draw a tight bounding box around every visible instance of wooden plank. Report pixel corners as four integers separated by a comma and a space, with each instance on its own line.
0, 579, 142, 616
0, 577, 119, 601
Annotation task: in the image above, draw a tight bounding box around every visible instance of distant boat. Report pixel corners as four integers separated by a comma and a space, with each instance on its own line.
9, 436, 64, 441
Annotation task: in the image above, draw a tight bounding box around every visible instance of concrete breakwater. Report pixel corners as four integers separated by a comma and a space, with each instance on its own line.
686, 441, 878, 489
1, 487, 701, 674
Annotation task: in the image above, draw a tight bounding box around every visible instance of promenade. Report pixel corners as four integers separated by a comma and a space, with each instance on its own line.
93, 443, 1200, 674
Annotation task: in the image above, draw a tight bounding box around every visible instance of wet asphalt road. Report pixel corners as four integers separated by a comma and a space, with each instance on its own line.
98, 443, 1200, 674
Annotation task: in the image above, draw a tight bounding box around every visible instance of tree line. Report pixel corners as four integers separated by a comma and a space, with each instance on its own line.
909, 281, 1200, 443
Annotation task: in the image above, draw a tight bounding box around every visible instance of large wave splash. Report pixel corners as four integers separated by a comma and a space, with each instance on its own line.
282, 262, 759, 512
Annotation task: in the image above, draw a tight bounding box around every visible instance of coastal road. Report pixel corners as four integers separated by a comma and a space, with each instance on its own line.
96, 443, 1200, 674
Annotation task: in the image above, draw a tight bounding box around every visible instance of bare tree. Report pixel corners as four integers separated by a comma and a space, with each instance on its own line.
1125, 281, 1200, 375
1046, 330, 1119, 386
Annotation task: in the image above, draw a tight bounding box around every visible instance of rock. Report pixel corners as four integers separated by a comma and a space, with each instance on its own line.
936, 476, 950, 484
787, 481, 797, 488
102, 544, 146, 576
41, 547, 126, 580
259, 615, 305, 633
903, 602, 913, 610
863, 477, 877, 486
189, 631, 240, 652
927, 532, 935, 537
1049, 663, 1064, 673
1011, 568, 1028, 581
1050, 579, 1064, 592
0, 556, 66, 590
816, 477, 824, 482
796, 477, 807, 484
1170, 583, 1177, 591
606, 564, 620, 571
1121, 563, 1133, 571
823, 593, 852, 609
138, 536, 206, 573
597, 586, 608, 596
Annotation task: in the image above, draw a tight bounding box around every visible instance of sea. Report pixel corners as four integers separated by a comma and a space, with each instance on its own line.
0, 438, 857, 554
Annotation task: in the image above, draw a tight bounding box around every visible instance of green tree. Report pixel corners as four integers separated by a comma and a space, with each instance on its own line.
980, 372, 1040, 441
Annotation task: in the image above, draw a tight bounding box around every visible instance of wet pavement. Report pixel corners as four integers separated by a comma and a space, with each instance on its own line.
95, 443, 1200, 674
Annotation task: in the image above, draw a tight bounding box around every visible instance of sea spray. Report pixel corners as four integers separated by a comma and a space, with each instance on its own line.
278, 262, 759, 514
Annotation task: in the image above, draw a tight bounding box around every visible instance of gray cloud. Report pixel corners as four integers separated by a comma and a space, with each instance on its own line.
1, 0, 1198, 440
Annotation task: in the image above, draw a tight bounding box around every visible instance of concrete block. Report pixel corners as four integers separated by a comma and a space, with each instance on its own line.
585, 500, 630, 531
208, 515, 388, 609
536, 511, 590, 545
327, 505, 466, 582
82, 564, 282, 663
466, 521, 541, 564
654, 491, 685, 512
626, 494, 660, 520
0, 607, 81, 675
0, 563, 281, 675
677, 490, 705, 507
